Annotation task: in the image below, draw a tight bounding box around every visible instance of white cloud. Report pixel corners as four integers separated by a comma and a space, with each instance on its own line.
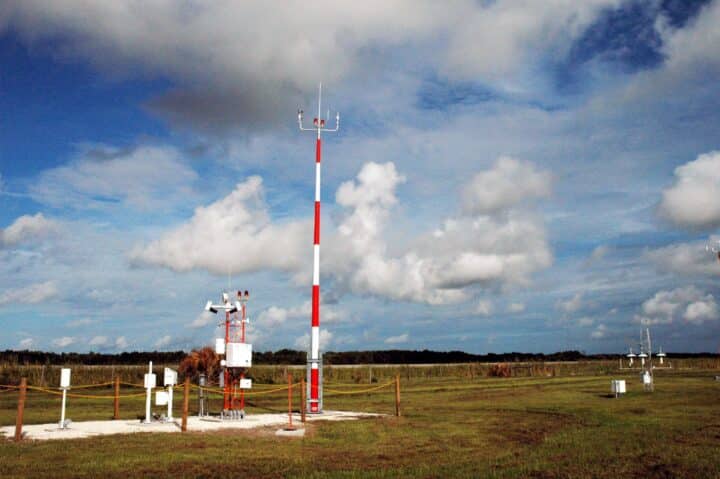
684, 299, 719, 324
591, 324, 607, 339
659, 151, 720, 230
52, 336, 75, 348
443, 0, 622, 84
461, 157, 551, 215
646, 237, 720, 277
30, 145, 198, 211
88, 336, 108, 347
18, 338, 34, 349
635, 286, 718, 325
384, 333, 409, 345
326, 160, 552, 305
0, 213, 58, 247
132, 176, 308, 274
0, 2, 621, 127
154, 335, 172, 348
507, 302, 525, 313
66, 318, 94, 328
475, 300, 493, 316
590, 245, 609, 261
556, 293, 583, 314
189, 311, 217, 329
0, 281, 58, 306
577, 317, 595, 327
115, 336, 129, 350
294, 329, 333, 351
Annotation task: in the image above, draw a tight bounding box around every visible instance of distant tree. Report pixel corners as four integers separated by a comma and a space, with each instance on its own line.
179, 347, 220, 382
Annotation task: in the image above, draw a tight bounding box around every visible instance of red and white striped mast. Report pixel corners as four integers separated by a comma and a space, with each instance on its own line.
298, 83, 339, 413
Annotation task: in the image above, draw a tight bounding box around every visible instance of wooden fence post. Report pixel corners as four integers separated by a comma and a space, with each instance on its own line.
395, 374, 401, 417
300, 377, 306, 423
113, 376, 120, 419
181, 377, 190, 432
285, 372, 296, 430
15, 378, 27, 441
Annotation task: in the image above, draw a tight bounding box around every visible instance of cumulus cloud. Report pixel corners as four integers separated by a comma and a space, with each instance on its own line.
189, 311, 217, 329
154, 335, 172, 349
461, 157, 552, 215
635, 286, 719, 325
645, 237, 720, 277
29, 145, 198, 211
295, 329, 333, 351
0, 281, 58, 306
556, 293, 583, 314
115, 336, 129, 350
66, 318, 95, 328
475, 300, 493, 316
132, 176, 308, 274
0, 213, 58, 247
88, 336, 108, 347
591, 324, 608, 339
18, 338, 34, 349
507, 302, 526, 313
659, 151, 720, 230
326, 160, 552, 304
0, 1, 623, 129
256, 301, 344, 327
52, 336, 75, 348
384, 333, 409, 345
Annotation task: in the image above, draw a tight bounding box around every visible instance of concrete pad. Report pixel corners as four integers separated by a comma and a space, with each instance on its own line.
275, 427, 306, 437
0, 410, 382, 441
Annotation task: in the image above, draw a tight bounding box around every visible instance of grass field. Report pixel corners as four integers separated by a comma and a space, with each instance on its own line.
1, 368, 719, 478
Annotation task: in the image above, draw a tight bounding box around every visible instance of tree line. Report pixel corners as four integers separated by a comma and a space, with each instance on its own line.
1, 348, 717, 366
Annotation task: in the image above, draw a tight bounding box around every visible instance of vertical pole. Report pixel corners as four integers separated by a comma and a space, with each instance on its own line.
167, 384, 173, 420
300, 377, 306, 423
14, 378, 27, 442
144, 361, 152, 424
287, 372, 295, 430
224, 311, 230, 413
395, 374, 401, 417
60, 388, 67, 428
309, 100, 323, 414
113, 376, 120, 419
182, 377, 190, 432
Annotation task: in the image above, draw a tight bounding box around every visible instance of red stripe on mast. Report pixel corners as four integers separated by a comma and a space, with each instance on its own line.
313, 202, 321, 244
316, 139, 321, 163
311, 285, 320, 327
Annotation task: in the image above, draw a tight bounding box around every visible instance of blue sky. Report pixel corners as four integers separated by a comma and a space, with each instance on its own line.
1, 0, 719, 354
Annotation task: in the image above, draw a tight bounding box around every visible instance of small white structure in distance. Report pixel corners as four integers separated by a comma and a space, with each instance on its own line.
163, 367, 178, 420
657, 348, 667, 365
143, 362, 157, 424
626, 348, 636, 367
59, 368, 71, 429
638, 351, 647, 367
611, 379, 626, 398
642, 370, 653, 391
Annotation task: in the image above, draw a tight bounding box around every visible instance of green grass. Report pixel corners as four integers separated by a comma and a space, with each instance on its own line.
1, 369, 719, 478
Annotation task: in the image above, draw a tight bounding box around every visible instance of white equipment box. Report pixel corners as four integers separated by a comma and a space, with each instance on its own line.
239, 378, 252, 389
164, 368, 178, 386
155, 391, 169, 406
144, 373, 157, 388
611, 379, 626, 394
60, 368, 71, 388
215, 338, 225, 355
226, 343, 252, 367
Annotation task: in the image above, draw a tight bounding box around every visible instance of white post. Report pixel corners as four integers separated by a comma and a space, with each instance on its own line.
60, 388, 67, 428
167, 385, 173, 420
144, 361, 153, 424
59, 367, 71, 429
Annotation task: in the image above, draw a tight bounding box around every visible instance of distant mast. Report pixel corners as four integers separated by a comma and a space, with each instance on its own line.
298, 84, 340, 414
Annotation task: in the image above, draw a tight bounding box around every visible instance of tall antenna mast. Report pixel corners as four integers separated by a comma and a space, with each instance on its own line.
298, 83, 340, 414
